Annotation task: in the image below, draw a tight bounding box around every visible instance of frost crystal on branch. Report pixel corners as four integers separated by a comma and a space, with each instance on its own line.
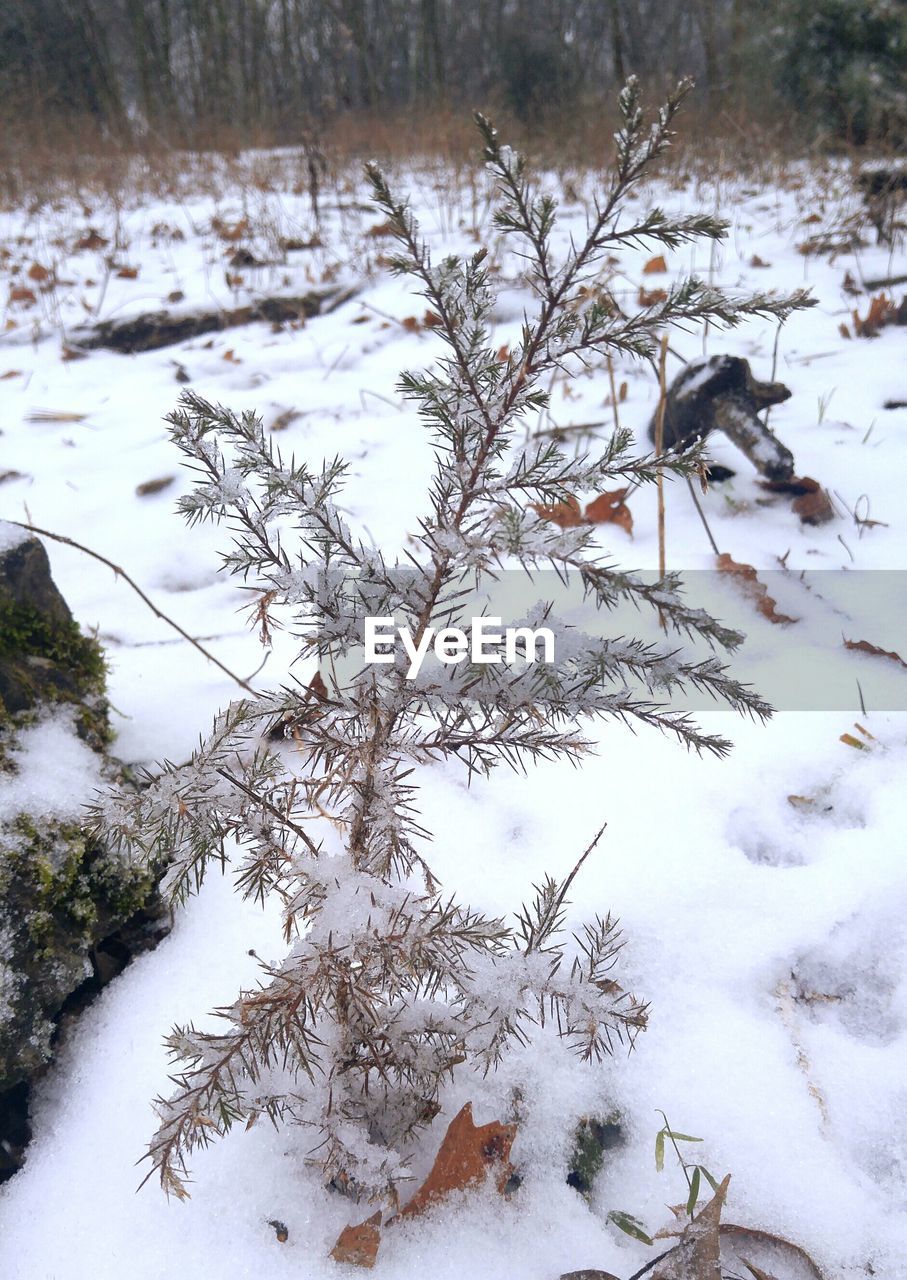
94, 83, 813, 1204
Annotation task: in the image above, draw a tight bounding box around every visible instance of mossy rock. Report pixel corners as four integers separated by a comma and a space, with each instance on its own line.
0, 532, 110, 751
0, 527, 171, 1178
0, 814, 161, 1089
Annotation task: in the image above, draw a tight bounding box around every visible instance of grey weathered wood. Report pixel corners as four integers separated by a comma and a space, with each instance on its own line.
68, 284, 359, 354
649, 354, 795, 482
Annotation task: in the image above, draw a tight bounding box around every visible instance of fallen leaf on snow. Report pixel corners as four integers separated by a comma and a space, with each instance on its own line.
651, 1174, 730, 1279
643, 254, 667, 274
759, 476, 835, 525
585, 489, 633, 535
398, 1102, 518, 1219
717, 553, 797, 625
136, 475, 176, 497
534, 491, 633, 535
74, 228, 108, 251
330, 1211, 382, 1268
271, 408, 301, 431
211, 216, 250, 243
852, 292, 906, 338
720, 1222, 827, 1280
533, 495, 586, 528
638, 285, 668, 307
844, 637, 907, 668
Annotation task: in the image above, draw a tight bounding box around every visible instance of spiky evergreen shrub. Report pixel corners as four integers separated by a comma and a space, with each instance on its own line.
94, 79, 811, 1203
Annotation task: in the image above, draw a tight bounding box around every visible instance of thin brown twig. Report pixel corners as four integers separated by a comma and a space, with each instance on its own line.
12, 520, 258, 696
606, 354, 621, 438
685, 474, 721, 556
215, 768, 322, 858
654, 333, 670, 581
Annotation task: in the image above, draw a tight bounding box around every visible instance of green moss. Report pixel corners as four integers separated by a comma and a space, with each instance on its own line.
567, 1116, 624, 1196
1, 814, 154, 960
0, 600, 107, 691
0, 600, 112, 748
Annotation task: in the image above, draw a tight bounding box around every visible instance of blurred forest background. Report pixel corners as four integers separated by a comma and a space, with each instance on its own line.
0, 0, 905, 166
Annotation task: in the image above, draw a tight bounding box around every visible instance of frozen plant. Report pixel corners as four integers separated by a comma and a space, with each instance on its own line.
94, 79, 812, 1204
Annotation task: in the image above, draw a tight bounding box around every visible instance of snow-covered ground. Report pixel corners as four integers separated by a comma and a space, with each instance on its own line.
1, 145, 905, 1278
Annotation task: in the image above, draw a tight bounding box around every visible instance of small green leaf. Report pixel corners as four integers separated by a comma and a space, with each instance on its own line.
700, 1165, 721, 1193
608, 1210, 654, 1247
655, 1128, 665, 1172
686, 1165, 702, 1216
667, 1131, 703, 1143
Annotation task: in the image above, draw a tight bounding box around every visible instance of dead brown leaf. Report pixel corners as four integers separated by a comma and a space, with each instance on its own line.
787, 795, 815, 810
8, 286, 36, 305
720, 1222, 827, 1280
750, 254, 771, 268
759, 476, 835, 526
532, 496, 585, 527
585, 488, 633, 535
116, 265, 139, 279
74, 229, 108, 251
717, 553, 797, 625
651, 1175, 730, 1280
281, 235, 323, 251
643, 254, 667, 274
136, 475, 175, 497
742, 1264, 777, 1280
852, 292, 898, 338
27, 262, 51, 283
271, 408, 301, 431
399, 1102, 517, 1219
792, 488, 835, 525
844, 637, 907, 668
330, 1212, 382, 1268
366, 220, 396, 238
0, 369, 22, 379
212, 216, 250, 243
638, 285, 668, 307
423, 310, 442, 328
533, 491, 634, 535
